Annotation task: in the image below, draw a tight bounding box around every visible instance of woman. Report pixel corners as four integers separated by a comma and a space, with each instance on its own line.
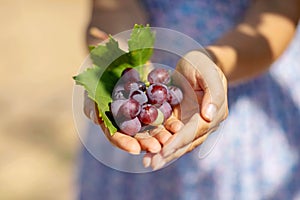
77, 0, 300, 199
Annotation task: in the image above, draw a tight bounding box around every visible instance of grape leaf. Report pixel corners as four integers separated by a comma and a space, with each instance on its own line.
128, 24, 155, 66
73, 24, 155, 135
73, 66, 103, 101
91, 36, 129, 68
74, 37, 131, 134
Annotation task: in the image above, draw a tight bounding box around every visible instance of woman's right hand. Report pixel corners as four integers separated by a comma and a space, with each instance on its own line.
83, 91, 171, 155
84, 27, 170, 155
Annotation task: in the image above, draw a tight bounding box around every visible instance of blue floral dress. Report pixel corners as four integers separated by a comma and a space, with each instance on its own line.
77, 1, 300, 199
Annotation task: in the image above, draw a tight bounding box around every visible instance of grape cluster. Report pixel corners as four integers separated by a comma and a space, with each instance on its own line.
110, 67, 183, 136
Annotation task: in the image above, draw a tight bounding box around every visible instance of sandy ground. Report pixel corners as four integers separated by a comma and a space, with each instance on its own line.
0, 0, 90, 199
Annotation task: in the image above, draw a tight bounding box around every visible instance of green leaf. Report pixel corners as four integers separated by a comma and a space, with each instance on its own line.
91, 36, 129, 68
73, 66, 117, 133
74, 38, 132, 134
128, 24, 155, 66
73, 24, 155, 135
73, 66, 104, 101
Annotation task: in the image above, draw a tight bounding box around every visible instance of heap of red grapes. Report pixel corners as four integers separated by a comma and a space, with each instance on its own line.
110, 67, 183, 136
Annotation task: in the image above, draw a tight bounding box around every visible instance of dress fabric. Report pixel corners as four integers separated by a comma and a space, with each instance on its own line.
77, 1, 300, 199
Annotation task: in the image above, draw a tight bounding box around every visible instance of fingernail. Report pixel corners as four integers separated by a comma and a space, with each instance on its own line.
128, 149, 141, 155
128, 144, 141, 155
90, 110, 96, 123
205, 104, 217, 121
162, 148, 175, 157
143, 157, 151, 168
153, 160, 166, 170
152, 158, 166, 171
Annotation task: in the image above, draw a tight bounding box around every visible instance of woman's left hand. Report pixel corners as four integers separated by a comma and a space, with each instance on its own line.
143, 50, 229, 170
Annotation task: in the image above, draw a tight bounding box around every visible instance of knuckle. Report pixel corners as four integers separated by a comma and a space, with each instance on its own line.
213, 89, 225, 102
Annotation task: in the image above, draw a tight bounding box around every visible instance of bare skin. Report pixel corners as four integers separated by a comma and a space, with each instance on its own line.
84, 0, 300, 169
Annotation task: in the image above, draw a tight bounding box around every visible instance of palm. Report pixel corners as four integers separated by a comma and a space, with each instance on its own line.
143, 50, 228, 170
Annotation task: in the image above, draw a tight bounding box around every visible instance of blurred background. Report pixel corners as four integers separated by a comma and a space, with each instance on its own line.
0, 0, 90, 199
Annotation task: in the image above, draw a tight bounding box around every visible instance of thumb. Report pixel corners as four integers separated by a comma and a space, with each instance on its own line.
83, 91, 101, 124
181, 50, 226, 122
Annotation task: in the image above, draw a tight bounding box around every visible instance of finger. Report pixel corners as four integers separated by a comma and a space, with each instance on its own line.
150, 143, 190, 170
171, 69, 200, 123
195, 90, 204, 105
178, 51, 226, 122
100, 123, 141, 155
149, 125, 173, 145
151, 133, 209, 170
195, 54, 225, 122
161, 113, 209, 157
89, 26, 109, 40
110, 132, 142, 154
150, 153, 166, 170
143, 153, 154, 168
164, 116, 184, 133
134, 133, 162, 153
149, 109, 225, 170
83, 91, 101, 124
83, 90, 93, 118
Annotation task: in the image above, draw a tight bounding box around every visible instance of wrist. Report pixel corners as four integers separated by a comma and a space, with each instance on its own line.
204, 47, 222, 70
205, 45, 237, 82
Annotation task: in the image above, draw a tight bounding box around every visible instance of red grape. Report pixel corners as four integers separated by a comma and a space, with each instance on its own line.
158, 101, 172, 121
119, 117, 141, 136
119, 99, 141, 119
112, 84, 128, 100
147, 68, 170, 84
121, 68, 140, 83
137, 81, 146, 91
168, 86, 183, 106
130, 90, 148, 105
138, 104, 158, 125
110, 99, 127, 118
110, 67, 183, 136
124, 81, 139, 92
146, 83, 168, 106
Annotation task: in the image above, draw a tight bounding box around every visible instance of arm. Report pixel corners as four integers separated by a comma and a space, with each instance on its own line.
206, 0, 300, 84
147, 0, 300, 169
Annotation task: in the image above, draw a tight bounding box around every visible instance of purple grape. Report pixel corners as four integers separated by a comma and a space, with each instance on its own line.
110, 68, 183, 136
112, 84, 128, 100
118, 99, 141, 119
113, 83, 124, 92
168, 86, 183, 106
158, 101, 172, 121
121, 68, 140, 83
112, 90, 129, 100
119, 117, 141, 136
121, 68, 134, 76
137, 81, 146, 91
138, 104, 158, 125
110, 99, 127, 118
147, 68, 170, 84
130, 90, 148, 105
124, 81, 139, 92
146, 83, 168, 106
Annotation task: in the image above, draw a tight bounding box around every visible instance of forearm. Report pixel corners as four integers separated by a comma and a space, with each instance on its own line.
86, 0, 147, 45
206, 0, 300, 84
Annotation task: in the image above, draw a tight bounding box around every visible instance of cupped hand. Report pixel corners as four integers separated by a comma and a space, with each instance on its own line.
83, 91, 167, 155
143, 50, 229, 170
83, 27, 168, 155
